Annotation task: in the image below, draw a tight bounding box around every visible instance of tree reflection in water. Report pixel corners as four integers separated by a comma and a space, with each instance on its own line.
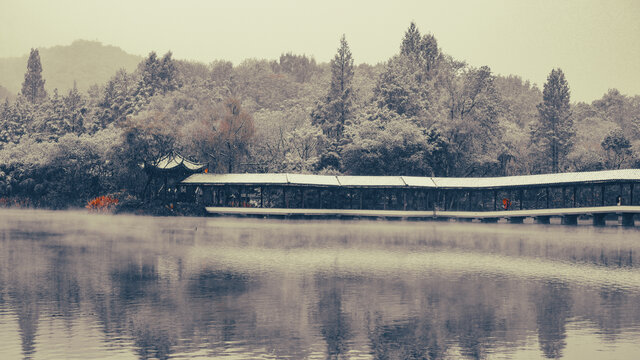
534, 282, 571, 359
1, 212, 640, 359
315, 276, 352, 359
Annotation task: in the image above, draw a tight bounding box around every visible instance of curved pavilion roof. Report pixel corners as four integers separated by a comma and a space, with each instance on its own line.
146, 153, 206, 173
182, 169, 640, 189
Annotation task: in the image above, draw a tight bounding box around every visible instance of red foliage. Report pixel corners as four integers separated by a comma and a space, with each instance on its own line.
86, 195, 119, 211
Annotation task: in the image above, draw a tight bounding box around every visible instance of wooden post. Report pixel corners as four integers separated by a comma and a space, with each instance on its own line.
282, 187, 287, 208
573, 186, 576, 208
403, 190, 407, 211
360, 189, 364, 209
301, 188, 306, 208
620, 183, 624, 204
601, 185, 605, 206
631, 183, 635, 205
546, 187, 550, 209
260, 186, 264, 208
591, 185, 595, 207
562, 187, 566, 208
443, 191, 447, 211
348, 190, 353, 209
493, 190, 497, 211
519, 189, 523, 210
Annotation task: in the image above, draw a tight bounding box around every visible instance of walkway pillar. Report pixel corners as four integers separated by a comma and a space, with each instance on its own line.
593, 213, 606, 226
535, 216, 550, 224
622, 213, 635, 227
562, 215, 578, 225
508, 217, 524, 224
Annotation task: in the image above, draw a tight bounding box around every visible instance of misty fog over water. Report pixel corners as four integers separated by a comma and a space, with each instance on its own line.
1, 208, 639, 359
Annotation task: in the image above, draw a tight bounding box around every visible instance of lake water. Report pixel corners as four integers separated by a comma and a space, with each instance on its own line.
1, 209, 639, 359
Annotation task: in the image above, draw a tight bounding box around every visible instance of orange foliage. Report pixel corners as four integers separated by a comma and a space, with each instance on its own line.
86, 195, 119, 211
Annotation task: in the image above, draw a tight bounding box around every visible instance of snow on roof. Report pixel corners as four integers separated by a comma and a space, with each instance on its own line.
182, 173, 289, 185
432, 169, 640, 189
401, 176, 438, 188
286, 174, 340, 186
153, 153, 205, 171
182, 169, 640, 189
337, 176, 406, 187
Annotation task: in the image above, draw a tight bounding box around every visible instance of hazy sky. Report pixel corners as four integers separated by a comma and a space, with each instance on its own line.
1, 0, 639, 102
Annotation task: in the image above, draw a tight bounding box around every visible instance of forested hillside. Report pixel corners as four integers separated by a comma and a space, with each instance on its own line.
0, 40, 141, 95
1, 23, 639, 209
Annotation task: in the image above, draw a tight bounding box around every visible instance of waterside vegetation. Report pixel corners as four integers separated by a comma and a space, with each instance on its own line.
1, 23, 639, 211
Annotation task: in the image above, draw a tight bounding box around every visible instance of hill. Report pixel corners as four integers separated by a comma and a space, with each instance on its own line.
0, 40, 142, 95
0, 84, 15, 102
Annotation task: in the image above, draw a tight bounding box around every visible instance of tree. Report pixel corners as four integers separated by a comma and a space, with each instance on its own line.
601, 128, 632, 169
282, 123, 326, 173
21, 49, 47, 104
311, 35, 354, 142
190, 97, 255, 173
273, 53, 318, 83
531, 68, 573, 173
437, 63, 503, 176
133, 51, 179, 108
64, 82, 86, 134
400, 22, 441, 79
341, 106, 433, 175
374, 55, 430, 118
216, 98, 255, 172
400, 22, 422, 57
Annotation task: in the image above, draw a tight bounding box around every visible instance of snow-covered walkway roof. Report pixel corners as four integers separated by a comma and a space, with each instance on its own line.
182, 169, 640, 189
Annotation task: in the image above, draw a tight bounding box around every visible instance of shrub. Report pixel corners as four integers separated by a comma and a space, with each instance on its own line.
86, 195, 119, 212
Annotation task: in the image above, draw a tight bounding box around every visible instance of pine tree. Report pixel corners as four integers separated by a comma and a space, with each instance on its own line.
311, 35, 354, 142
21, 48, 47, 103
64, 81, 85, 134
400, 22, 440, 79
400, 22, 421, 56
531, 68, 573, 173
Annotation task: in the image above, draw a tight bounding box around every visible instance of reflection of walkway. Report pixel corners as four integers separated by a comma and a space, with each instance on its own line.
186, 245, 640, 290
205, 205, 640, 226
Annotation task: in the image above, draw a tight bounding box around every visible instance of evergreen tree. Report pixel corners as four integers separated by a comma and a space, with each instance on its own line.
21, 48, 47, 103
64, 82, 86, 134
531, 68, 573, 173
311, 35, 354, 142
400, 22, 441, 79
400, 22, 422, 56
136, 51, 179, 100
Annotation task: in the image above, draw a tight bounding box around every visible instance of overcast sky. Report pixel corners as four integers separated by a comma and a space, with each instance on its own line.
1, 0, 639, 102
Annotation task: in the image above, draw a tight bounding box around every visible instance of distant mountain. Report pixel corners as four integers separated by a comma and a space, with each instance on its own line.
0, 84, 15, 102
0, 40, 142, 95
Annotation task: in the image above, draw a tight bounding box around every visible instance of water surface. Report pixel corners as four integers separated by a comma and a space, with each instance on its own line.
1, 208, 639, 359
